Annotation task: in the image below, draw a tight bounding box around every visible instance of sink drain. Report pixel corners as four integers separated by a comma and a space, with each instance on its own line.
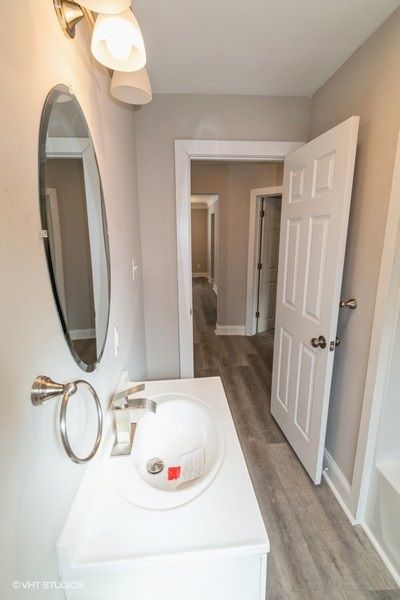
146, 458, 164, 474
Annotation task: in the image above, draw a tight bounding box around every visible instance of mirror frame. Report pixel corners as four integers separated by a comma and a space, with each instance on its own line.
38, 84, 111, 372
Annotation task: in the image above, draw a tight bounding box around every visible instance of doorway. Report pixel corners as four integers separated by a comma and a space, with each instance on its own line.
256, 196, 281, 334
175, 140, 301, 378
190, 160, 285, 338
210, 212, 216, 284
246, 188, 283, 337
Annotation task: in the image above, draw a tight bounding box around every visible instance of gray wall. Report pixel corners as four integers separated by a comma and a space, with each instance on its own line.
0, 2, 146, 596
191, 208, 208, 273
309, 8, 400, 484
136, 94, 310, 378
191, 161, 283, 327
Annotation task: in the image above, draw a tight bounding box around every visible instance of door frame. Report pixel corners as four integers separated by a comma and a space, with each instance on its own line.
350, 132, 400, 522
245, 185, 283, 336
209, 199, 219, 295
210, 212, 215, 281
175, 140, 303, 378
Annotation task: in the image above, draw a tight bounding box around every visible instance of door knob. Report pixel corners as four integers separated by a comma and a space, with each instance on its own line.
339, 298, 357, 309
311, 335, 327, 349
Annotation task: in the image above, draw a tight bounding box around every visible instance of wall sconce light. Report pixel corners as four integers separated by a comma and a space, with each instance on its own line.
53, 0, 151, 104
91, 10, 146, 71
53, 0, 133, 38
111, 68, 152, 104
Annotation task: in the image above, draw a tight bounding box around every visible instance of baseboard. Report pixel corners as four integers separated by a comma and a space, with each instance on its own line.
213, 283, 218, 295
215, 324, 246, 336
361, 522, 400, 587
323, 449, 355, 525
192, 272, 209, 278
69, 328, 95, 341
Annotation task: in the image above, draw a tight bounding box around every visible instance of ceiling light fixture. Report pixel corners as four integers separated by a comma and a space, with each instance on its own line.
111, 68, 152, 104
91, 9, 146, 71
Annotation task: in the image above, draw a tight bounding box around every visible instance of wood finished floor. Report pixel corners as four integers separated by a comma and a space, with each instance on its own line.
192, 277, 399, 600
72, 338, 96, 365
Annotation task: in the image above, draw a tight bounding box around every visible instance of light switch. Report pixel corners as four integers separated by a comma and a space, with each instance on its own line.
114, 323, 119, 356
132, 258, 139, 281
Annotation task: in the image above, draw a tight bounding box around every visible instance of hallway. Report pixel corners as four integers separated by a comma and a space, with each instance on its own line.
192, 278, 399, 599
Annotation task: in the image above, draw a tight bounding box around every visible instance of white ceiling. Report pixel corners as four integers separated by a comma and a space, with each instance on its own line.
133, 0, 400, 96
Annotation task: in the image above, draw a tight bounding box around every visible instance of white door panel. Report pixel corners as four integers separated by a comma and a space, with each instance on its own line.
271, 116, 359, 484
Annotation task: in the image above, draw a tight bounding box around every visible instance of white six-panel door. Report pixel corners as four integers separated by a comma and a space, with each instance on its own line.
271, 116, 359, 484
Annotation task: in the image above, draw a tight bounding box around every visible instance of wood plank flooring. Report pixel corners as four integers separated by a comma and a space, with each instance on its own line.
72, 338, 96, 365
192, 277, 399, 600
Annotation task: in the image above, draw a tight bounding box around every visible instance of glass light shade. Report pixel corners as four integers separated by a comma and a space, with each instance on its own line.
56, 93, 73, 103
91, 10, 146, 72
111, 68, 152, 104
78, 0, 131, 14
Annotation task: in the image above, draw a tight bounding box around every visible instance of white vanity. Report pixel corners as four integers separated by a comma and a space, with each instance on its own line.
57, 375, 269, 599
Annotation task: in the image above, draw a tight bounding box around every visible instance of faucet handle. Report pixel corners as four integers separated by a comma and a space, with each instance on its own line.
112, 396, 157, 413
112, 396, 129, 410
112, 383, 145, 406
125, 398, 157, 413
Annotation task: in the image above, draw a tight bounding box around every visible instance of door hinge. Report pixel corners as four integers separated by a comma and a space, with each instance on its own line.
260, 209, 265, 218
257, 262, 262, 270
255, 311, 260, 318
38, 229, 48, 239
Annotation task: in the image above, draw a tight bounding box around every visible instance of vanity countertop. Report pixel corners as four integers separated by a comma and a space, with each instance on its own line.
57, 376, 269, 576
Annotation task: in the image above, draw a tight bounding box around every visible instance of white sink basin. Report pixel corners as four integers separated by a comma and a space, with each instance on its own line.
108, 393, 225, 510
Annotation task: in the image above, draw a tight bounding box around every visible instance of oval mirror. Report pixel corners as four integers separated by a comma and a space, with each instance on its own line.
39, 85, 110, 372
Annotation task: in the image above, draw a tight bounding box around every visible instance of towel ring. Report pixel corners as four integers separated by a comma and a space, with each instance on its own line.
31, 375, 103, 464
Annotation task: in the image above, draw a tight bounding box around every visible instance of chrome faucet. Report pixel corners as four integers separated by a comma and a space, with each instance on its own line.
111, 383, 157, 457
